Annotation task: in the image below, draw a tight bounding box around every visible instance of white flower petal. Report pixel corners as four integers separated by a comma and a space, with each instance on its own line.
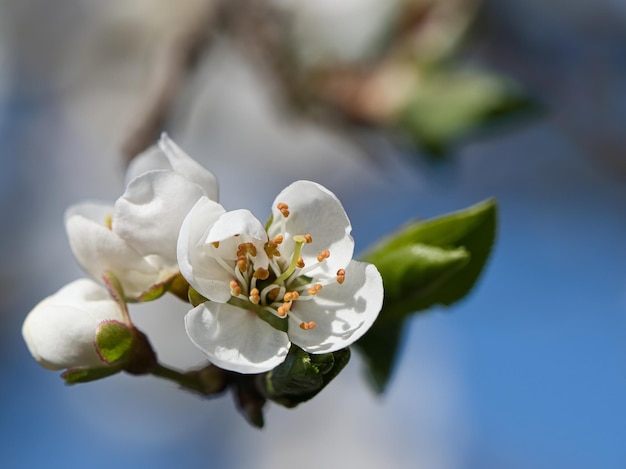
124, 134, 219, 202
48, 277, 112, 303
271, 180, 354, 278
206, 210, 269, 266
158, 134, 219, 201
22, 279, 125, 370
124, 144, 170, 185
177, 197, 230, 302
185, 302, 290, 373
288, 260, 383, 353
114, 170, 207, 271
65, 203, 160, 298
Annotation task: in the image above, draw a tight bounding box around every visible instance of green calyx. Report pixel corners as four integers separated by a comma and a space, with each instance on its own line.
95, 320, 134, 365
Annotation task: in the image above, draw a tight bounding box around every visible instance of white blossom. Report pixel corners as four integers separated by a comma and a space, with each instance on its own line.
22, 279, 126, 370
178, 180, 383, 374
65, 134, 218, 299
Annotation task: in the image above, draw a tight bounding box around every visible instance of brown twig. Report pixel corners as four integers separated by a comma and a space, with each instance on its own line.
121, 1, 218, 162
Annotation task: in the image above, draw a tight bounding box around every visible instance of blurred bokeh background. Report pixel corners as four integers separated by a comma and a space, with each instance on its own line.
2, 0, 626, 467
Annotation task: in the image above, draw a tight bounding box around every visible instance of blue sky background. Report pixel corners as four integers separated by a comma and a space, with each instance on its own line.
1, 1, 626, 468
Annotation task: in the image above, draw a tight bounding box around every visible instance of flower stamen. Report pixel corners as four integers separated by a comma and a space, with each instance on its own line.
261, 285, 282, 304
253, 267, 270, 280
277, 202, 290, 218
316, 249, 330, 262
237, 242, 257, 257
277, 301, 292, 317
336, 268, 346, 284
264, 241, 281, 258
249, 288, 260, 304
230, 280, 241, 297
299, 321, 317, 330
283, 291, 300, 302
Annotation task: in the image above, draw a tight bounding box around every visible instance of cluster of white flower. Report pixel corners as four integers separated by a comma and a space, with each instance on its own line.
22, 135, 383, 375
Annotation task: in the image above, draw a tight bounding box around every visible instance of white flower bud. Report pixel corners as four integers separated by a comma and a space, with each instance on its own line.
22, 279, 126, 370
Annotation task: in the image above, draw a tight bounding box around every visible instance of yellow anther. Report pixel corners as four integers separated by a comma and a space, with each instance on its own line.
253, 267, 270, 280
299, 321, 317, 330
237, 242, 257, 257
304, 234, 313, 244
249, 288, 260, 304
317, 250, 331, 262
307, 284, 323, 295
267, 287, 280, 302
211, 241, 220, 248
104, 214, 112, 230
277, 302, 292, 317
277, 202, 290, 218
336, 268, 346, 285
237, 256, 248, 272
265, 242, 281, 258
283, 291, 300, 302
297, 256, 305, 268
272, 235, 284, 245
230, 280, 241, 297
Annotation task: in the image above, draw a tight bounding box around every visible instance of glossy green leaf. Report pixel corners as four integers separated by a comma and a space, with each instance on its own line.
364, 198, 497, 312
357, 199, 497, 392
367, 243, 470, 316
260, 346, 350, 408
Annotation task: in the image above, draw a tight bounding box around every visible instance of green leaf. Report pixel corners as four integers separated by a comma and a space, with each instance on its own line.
353, 316, 406, 394
364, 198, 497, 312
398, 67, 537, 156
260, 346, 350, 408
61, 365, 121, 384
94, 320, 134, 365
368, 243, 470, 316
357, 199, 497, 392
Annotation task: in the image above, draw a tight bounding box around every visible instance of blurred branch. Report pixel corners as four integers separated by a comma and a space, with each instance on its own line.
121, 0, 529, 162
121, 0, 218, 161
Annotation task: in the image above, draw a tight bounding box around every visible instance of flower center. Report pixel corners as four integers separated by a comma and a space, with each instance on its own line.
216, 202, 346, 332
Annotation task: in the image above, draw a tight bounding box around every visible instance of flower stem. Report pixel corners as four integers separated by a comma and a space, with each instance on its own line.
150, 363, 227, 396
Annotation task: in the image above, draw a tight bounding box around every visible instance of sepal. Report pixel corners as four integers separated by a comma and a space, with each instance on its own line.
259, 345, 350, 408
95, 320, 134, 365
188, 287, 208, 307
167, 273, 191, 302
61, 365, 122, 384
